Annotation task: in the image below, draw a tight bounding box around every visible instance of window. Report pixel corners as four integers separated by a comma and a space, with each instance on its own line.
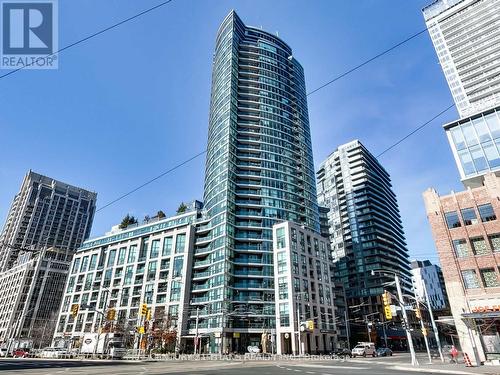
163, 237, 173, 256
175, 234, 186, 254
480, 268, 500, 288
117, 248, 126, 265
107, 249, 116, 267
150, 240, 160, 258
278, 276, 288, 300
488, 234, 500, 252
471, 237, 489, 255
170, 280, 181, 301
67, 276, 75, 292
276, 227, 286, 249
173, 257, 184, 278
124, 266, 133, 285
445, 211, 461, 228
127, 245, 137, 263
139, 238, 149, 260
277, 252, 287, 274
71, 258, 81, 274
80, 256, 89, 273
462, 270, 480, 289
461, 208, 478, 225
279, 303, 289, 327
478, 204, 496, 222
453, 239, 470, 258
89, 254, 98, 270
168, 304, 179, 317
147, 261, 157, 280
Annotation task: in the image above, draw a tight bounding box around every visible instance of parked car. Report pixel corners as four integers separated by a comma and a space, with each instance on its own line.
351, 342, 376, 358
376, 347, 393, 357
333, 348, 352, 358
12, 349, 29, 358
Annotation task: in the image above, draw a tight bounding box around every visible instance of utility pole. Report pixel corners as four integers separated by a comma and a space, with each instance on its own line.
296, 304, 302, 356
395, 274, 418, 366
416, 301, 432, 364
422, 280, 444, 362
194, 307, 200, 355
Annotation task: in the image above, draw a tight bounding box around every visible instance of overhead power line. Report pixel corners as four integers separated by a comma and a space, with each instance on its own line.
94, 27, 433, 212
0, 0, 175, 80
96, 149, 207, 212
376, 103, 456, 158
306, 28, 428, 96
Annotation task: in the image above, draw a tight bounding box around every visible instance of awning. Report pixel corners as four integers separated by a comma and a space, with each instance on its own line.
462, 312, 500, 319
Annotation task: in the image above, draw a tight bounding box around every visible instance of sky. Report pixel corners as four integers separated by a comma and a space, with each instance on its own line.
0, 0, 464, 265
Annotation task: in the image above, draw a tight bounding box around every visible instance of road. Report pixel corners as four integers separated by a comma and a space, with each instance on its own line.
0, 354, 490, 375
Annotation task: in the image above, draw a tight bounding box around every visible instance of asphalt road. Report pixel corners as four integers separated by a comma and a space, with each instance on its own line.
0, 355, 488, 375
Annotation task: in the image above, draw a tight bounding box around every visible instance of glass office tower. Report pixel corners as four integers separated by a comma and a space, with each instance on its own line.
191, 11, 319, 352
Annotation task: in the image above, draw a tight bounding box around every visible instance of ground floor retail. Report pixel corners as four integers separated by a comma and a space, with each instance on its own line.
462, 311, 500, 362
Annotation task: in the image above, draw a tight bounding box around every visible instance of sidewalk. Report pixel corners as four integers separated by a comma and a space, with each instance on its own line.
389, 361, 500, 375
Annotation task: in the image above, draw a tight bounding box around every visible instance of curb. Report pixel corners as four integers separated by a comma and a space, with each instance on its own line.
390, 365, 482, 375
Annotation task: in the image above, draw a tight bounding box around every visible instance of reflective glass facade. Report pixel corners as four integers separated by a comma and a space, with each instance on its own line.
191, 11, 319, 348
446, 106, 500, 184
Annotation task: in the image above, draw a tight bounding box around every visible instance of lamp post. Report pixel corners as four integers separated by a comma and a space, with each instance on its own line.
371, 270, 418, 366
294, 291, 309, 356
421, 279, 444, 362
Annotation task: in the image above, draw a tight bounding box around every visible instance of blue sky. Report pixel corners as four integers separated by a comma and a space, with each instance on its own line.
0, 0, 463, 264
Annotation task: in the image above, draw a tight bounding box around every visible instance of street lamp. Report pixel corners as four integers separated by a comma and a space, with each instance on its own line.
295, 291, 309, 356
419, 279, 444, 363
371, 269, 419, 366
403, 293, 432, 364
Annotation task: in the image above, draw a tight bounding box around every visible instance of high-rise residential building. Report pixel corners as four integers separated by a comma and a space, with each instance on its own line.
423, 0, 500, 118
191, 10, 319, 353
0, 171, 96, 351
0, 248, 73, 349
410, 259, 449, 311
52, 209, 200, 352
317, 140, 412, 345
423, 173, 500, 364
0, 171, 97, 271
273, 222, 337, 355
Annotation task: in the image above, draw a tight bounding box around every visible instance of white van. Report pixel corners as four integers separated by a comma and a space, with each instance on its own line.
351, 342, 376, 357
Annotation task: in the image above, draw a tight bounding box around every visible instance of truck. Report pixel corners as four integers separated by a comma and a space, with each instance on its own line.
80, 333, 125, 358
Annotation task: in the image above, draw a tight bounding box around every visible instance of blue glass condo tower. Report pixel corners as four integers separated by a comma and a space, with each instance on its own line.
190, 11, 319, 352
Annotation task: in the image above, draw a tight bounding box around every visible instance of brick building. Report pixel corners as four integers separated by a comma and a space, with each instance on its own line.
423, 173, 500, 364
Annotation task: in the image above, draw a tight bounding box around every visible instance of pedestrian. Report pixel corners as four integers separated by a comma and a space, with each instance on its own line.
450, 345, 458, 364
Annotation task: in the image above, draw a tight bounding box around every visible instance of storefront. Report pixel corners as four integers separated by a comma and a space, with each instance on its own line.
463, 300, 500, 361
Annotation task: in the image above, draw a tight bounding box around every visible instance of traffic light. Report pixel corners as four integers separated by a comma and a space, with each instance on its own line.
415, 307, 421, 319
422, 327, 428, 336
70, 304, 79, 318
307, 320, 314, 331
382, 291, 392, 320
106, 308, 116, 321
140, 304, 148, 316
146, 309, 152, 321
